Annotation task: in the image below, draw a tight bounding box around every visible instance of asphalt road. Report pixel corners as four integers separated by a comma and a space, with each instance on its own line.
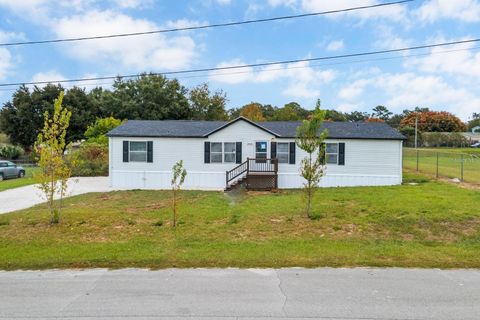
1, 268, 479, 320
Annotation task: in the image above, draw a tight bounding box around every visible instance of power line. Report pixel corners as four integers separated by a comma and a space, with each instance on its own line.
0, 37, 478, 88
176, 45, 480, 80
2, 44, 478, 92
0, 0, 413, 47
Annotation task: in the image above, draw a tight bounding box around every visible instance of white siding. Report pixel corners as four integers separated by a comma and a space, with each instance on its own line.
109, 120, 403, 190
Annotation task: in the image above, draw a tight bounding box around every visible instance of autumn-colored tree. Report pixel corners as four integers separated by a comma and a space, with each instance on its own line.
365, 117, 385, 123
34, 92, 73, 224
400, 111, 466, 132
239, 103, 265, 121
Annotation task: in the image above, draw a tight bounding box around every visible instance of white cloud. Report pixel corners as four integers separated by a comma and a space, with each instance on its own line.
29, 71, 67, 88
326, 40, 344, 51
268, 0, 407, 21
0, 29, 24, 80
112, 0, 153, 9
338, 79, 370, 101
406, 40, 480, 79
339, 71, 479, 120
0, 48, 12, 80
374, 25, 412, 50
414, 0, 480, 23
209, 59, 336, 99
52, 10, 198, 71
216, 0, 231, 5
375, 72, 479, 120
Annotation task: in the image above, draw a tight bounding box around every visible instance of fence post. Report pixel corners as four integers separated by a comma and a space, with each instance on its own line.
436, 152, 439, 178
416, 149, 419, 172
461, 154, 464, 182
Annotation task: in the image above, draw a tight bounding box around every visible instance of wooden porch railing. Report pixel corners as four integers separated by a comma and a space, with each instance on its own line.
226, 158, 278, 189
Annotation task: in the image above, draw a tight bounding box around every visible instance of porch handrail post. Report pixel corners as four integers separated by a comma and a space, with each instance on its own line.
247, 157, 250, 173
225, 170, 228, 188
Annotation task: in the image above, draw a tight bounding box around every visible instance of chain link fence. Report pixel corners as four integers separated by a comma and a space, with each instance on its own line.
403, 148, 480, 185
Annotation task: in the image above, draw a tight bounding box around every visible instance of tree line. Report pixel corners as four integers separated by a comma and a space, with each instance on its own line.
0, 73, 477, 149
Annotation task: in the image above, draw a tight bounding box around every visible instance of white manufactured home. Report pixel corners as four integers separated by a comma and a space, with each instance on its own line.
107, 117, 405, 190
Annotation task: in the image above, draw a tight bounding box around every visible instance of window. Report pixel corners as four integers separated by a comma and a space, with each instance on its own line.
210, 142, 223, 163
255, 141, 267, 159
0, 162, 7, 168
277, 142, 289, 164
224, 142, 236, 163
326, 143, 338, 164
129, 141, 147, 162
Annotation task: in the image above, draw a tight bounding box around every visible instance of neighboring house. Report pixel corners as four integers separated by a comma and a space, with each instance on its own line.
107, 117, 405, 190
462, 132, 480, 144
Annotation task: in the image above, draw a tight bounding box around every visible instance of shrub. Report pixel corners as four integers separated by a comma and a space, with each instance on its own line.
70, 143, 108, 177
85, 117, 123, 145
0, 144, 24, 159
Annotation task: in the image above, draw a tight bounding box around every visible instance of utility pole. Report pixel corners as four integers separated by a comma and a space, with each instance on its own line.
414, 114, 418, 149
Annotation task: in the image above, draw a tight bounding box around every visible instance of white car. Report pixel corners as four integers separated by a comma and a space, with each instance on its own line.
471, 142, 480, 148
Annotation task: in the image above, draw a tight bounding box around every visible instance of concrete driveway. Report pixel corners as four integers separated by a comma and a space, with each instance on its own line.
1, 268, 479, 319
0, 177, 115, 214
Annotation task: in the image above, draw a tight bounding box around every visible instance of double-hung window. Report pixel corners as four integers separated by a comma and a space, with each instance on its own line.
210, 142, 223, 163
255, 141, 267, 159
277, 142, 289, 164
325, 143, 338, 164
224, 143, 236, 163
129, 141, 148, 162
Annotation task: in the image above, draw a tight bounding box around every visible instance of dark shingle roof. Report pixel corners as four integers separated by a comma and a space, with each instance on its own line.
107, 117, 405, 140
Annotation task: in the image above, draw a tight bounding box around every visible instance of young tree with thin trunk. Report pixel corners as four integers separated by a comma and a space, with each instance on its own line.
296, 100, 328, 218
171, 160, 187, 227
34, 92, 72, 224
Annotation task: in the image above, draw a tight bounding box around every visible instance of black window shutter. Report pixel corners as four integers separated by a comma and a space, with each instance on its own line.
289, 142, 296, 164
123, 141, 129, 162
320, 143, 326, 165
236, 142, 242, 164
147, 141, 153, 163
270, 142, 277, 159
204, 141, 210, 163
338, 142, 345, 165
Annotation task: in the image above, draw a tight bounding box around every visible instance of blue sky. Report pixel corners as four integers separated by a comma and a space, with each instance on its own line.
0, 0, 479, 120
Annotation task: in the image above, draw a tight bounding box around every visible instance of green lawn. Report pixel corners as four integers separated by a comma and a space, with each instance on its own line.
0, 167, 40, 192
1, 172, 480, 270
403, 148, 480, 184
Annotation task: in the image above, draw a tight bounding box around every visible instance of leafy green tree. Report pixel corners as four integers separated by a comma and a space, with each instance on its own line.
63, 86, 101, 143
345, 111, 369, 122
272, 103, 304, 121
283, 102, 310, 119
260, 104, 277, 120
98, 74, 191, 120
371, 105, 393, 121
296, 101, 328, 219
325, 109, 347, 121
188, 83, 228, 120
0, 84, 101, 149
85, 117, 124, 145
34, 92, 73, 224
467, 113, 480, 132
171, 160, 187, 227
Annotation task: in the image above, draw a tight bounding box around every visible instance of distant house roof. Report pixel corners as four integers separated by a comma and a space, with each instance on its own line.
107, 117, 406, 140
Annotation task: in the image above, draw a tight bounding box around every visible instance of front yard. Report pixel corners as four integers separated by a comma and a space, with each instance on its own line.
0, 172, 479, 270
